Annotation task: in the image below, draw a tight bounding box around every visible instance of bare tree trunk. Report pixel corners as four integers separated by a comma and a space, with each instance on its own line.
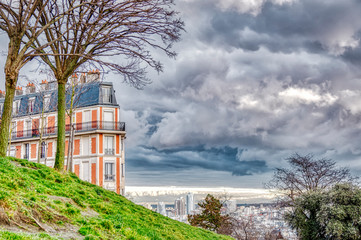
7, 121, 14, 156
37, 107, 46, 163
0, 81, 16, 157
69, 124, 75, 172
66, 119, 73, 171
54, 81, 66, 171
66, 79, 76, 172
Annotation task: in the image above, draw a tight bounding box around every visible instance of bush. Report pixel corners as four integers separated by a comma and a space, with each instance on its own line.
285, 183, 361, 240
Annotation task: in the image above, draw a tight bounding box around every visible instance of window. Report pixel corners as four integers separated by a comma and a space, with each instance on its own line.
44, 96, 50, 111
103, 111, 114, 129
40, 142, 46, 159
26, 120, 31, 137
28, 98, 35, 113
121, 164, 125, 178
83, 137, 89, 155
24, 143, 29, 159
13, 101, 19, 115
9, 146, 15, 157
105, 162, 115, 181
102, 87, 111, 103
84, 111, 91, 130
104, 136, 114, 155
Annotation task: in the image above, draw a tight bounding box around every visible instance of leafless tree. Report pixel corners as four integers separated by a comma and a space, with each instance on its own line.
0, 0, 76, 157
229, 216, 260, 240
65, 71, 100, 172
32, 0, 184, 171
267, 153, 357, 205
8, 78, 55, 163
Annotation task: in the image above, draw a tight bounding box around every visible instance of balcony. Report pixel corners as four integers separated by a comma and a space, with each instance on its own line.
11, 121, 125, 140
104, 149, 115, 155
104, 174, 115, 181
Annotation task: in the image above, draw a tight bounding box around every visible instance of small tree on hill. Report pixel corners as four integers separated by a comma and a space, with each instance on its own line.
267, 153, 356, 205
188, 194, 231, 233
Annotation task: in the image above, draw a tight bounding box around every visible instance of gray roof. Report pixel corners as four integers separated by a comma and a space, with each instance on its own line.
0, 82, 118, 117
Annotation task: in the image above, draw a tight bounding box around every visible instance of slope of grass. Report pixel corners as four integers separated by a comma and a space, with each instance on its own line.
0, 157, 232, 240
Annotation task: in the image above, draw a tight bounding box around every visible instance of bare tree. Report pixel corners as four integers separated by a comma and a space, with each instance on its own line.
8, 78, 55, 163
230, 216, 260, 240
65, 72, 100, 172
32, 0, 184, 171
0, 0, 75, 157
267, 153, 356, 205
32, 80, 54, 164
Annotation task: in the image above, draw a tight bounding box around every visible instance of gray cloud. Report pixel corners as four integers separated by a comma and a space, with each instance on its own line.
117, 0, 361, 186
2, 0, 361, 187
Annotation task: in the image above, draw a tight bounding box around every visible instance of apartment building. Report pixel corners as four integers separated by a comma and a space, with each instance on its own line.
0, 73, 126, 195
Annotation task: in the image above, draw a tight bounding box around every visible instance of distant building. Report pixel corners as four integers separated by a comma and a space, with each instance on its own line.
157, 202, 166, 216
186, 192, 194, 215
0, 72, 126, 195
225, 199, 237, 213
175, 197, 186, 216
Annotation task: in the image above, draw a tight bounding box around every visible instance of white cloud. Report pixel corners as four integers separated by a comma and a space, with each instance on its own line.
215, 0, 295, 15
279, 87, 338, 106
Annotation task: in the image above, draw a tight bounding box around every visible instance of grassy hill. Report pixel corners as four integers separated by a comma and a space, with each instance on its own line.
0, 157, 232, 240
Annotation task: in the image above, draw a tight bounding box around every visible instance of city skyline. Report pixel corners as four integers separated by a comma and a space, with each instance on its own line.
1, 0, 361, 189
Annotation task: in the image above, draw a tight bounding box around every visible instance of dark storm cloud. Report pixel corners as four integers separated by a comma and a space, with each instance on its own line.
202, 0, 361, 55
126, 146, 269, 176
113, 0, 361, 187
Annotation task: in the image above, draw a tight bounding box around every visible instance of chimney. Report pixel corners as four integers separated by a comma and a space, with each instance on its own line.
26, 82, 35, 94
48, 81, 57, 90
71, 73, 78, 83
80, 73, 86, 84
41, 80, 49, 90
0, 90, 5, 98
87, 69, 100, 82
15, 86, 23, 96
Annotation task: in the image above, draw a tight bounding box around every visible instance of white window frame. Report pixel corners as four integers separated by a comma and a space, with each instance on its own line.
40, 141, 46, 159
13, 100, 20, 115
28, 98, 35, 113
102, 87, 111, 103
104, 162, 115, 181
24, 143, 29, 159
104, 135, 114, 155
44, 95, 50, 111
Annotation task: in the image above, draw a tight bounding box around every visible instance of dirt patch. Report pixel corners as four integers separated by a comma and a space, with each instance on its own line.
47, 195, 99, 218
0, 224, 84, 239
0, 207, 10, 225
80, 208, 99, 218
48, 195, 76, 204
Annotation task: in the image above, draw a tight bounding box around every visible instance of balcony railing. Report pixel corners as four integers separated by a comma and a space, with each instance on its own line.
104, 149, 115, 155
104, 174, 115, 181
11, 121, 125, 140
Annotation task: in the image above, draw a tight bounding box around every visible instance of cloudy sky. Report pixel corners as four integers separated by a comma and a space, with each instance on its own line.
3, 0, 361, 189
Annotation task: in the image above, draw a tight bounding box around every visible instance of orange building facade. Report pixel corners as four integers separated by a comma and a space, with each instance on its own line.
2, 76, 126, 195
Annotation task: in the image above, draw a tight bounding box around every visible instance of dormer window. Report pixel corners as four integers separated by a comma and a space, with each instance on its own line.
13, 100, 20, 115
44, 95, 50, 111
102, 87, 111, 103
28, 98, 35, 113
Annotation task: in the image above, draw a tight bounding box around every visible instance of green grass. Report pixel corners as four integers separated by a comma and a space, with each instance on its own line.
0, 157, 232, 240
0, 231, 57, 240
